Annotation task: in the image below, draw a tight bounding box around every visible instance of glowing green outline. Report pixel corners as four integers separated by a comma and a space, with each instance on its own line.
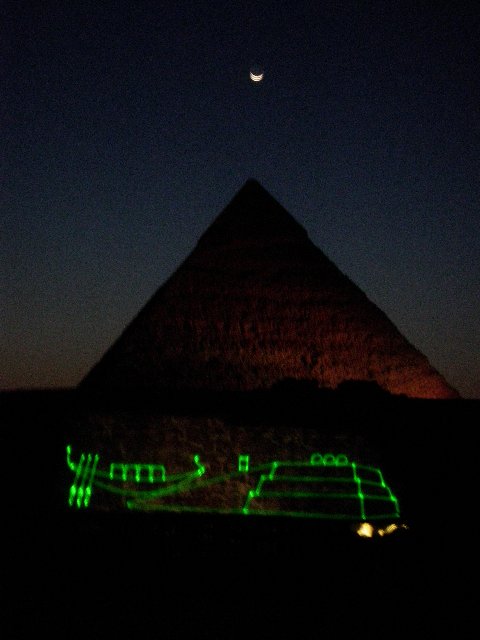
66, 446, 400, 521
109, 462, 166, 483
241, 459, 398, 519
238, 454, 249, 472
66, 445, 205, 503
68, 451, 99, 508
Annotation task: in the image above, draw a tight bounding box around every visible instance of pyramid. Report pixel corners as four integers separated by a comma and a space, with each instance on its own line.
80, 179, 459, 399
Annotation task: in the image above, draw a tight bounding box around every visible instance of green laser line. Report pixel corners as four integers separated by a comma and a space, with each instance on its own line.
77, 453, 92, 508
66, 445, 400, 520
69, 452, 85, 507
84, 454, 99, 507
126, 502, 399, 521
352, 462, 366, 520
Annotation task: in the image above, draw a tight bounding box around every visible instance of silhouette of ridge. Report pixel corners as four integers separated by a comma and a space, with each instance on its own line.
80, 180, 459, 399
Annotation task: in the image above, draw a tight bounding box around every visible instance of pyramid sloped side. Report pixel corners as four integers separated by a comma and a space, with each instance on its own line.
80, 184, 459, 399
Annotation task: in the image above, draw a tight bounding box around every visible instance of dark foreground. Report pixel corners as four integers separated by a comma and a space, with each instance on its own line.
4, 389, 476, 637
11, 510, 448, 636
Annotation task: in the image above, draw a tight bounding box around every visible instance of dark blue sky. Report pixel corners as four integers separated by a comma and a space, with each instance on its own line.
2, 1, 479, 397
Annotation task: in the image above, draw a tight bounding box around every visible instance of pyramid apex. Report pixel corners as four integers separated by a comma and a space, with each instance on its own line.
231, 178, 276, 201
195, 179, 308, 250
233, 178, 280, 198
242, 178, 265, 188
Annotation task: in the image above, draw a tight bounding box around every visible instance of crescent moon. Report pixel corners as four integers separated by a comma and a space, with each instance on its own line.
250, 71, 264, 82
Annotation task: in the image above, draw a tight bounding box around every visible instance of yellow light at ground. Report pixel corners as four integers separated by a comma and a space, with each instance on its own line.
356, 522, 409, 538
356, 522, 375, 538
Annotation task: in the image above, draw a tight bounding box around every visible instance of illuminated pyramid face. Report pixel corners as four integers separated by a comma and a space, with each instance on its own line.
81, 179, 458, 399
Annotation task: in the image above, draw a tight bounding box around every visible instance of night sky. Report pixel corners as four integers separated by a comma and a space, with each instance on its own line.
2, 1, 479, 398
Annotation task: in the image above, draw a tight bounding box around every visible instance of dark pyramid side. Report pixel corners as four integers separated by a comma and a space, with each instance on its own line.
80, 179, 459, 399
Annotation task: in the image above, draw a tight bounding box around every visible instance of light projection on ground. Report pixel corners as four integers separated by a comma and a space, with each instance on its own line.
66, 446, 401, 524
355, 521, 409, 538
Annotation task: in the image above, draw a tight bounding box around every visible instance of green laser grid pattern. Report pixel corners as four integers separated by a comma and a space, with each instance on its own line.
66, 446, 400, 521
